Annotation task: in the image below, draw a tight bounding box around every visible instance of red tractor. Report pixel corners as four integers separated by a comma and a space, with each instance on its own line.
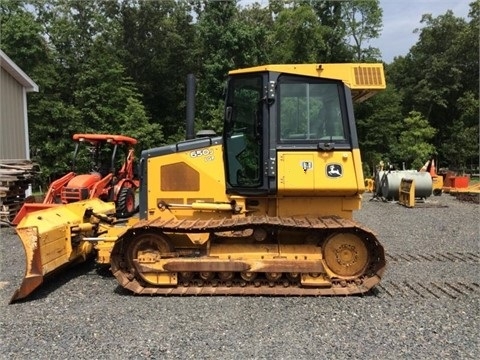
12, 133, 139, 225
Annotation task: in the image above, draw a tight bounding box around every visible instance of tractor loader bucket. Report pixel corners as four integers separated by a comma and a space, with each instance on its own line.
11, 198, 116, 303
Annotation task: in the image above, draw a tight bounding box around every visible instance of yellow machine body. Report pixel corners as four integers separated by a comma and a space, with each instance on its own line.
143, 145, 363, 219
277, 149, 364, 196
229, 63, 386, 102
12, 63, 386, 302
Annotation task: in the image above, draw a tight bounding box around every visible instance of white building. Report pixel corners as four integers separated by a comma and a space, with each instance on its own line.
0, 49, 39, 160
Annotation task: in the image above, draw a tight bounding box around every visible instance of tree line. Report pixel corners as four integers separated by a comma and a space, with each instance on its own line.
0, 0, 478, 185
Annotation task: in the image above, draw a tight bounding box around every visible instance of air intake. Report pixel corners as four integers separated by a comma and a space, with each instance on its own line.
353, 66, 384, 87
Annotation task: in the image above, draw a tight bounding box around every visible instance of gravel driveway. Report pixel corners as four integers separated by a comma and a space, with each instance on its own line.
1, 193, 478, 359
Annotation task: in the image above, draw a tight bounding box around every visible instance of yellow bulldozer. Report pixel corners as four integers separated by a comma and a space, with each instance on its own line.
12, 63, 386, 302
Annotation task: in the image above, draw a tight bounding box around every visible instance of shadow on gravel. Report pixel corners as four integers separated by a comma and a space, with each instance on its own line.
365, 287, 381, 297
96, 264, 114, 278
0, 225, 17, 235
114, 285, 135, 296
0, 221, 15, 229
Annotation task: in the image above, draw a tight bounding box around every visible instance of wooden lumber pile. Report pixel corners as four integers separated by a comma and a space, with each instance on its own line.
0, 160, 39, 223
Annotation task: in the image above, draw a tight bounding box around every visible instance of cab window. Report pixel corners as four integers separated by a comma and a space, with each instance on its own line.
224, 75, 263, 188
279, 80, 346, 142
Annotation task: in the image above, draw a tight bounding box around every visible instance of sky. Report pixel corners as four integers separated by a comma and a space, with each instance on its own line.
371, 0, 472, 62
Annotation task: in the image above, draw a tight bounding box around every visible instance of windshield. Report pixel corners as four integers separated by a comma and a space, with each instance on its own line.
278, 80, 346, 142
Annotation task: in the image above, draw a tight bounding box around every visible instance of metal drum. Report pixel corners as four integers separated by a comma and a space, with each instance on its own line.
381, 171, 432, 200
402, 172, 433, 199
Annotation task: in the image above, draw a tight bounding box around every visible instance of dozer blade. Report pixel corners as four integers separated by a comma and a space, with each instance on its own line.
11, 198, 116, 303
11, 203, 58, 226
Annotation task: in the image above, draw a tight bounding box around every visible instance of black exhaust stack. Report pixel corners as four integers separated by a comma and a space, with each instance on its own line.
186, 74, 196, 140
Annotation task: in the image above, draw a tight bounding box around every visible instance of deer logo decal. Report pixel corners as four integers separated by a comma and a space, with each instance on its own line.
326, 164, 342, 178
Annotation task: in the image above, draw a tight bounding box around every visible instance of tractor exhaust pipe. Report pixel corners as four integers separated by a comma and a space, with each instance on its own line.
186, 74, 196, 140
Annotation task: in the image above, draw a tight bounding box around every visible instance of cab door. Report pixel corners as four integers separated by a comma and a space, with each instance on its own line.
224, 73, 270, 195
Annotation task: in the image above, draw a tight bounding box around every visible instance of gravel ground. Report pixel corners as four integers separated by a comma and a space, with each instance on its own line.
0, 193, 478, 359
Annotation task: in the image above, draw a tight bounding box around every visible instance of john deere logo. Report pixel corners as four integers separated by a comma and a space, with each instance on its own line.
326, 164, 342, 178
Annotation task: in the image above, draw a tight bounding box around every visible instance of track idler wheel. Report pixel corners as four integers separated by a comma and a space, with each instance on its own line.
126, 232, 173, 285
322, 232, 369, 278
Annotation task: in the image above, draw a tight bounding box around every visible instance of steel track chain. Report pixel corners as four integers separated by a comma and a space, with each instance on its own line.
110, 215, 386, 297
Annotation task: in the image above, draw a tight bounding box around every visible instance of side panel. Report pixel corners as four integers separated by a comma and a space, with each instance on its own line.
277, 149, 362, 196
275, 196, 361, 219
144, 143, 229, 220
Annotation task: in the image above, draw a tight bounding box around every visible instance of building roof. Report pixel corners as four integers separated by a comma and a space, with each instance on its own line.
0, 49, 39, 92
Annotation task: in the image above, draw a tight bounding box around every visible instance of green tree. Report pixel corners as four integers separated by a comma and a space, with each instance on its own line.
2, 0, 160, 184
73, 38, 162, 151
311, 0, 353, 62
237, 2, 273, 65
439, 92, 479, 171
343, 0, 382, 61
194, 0, 270, 133
193, 0, 238, 133
268, 0, 382, 63
117, 0, 195, 142
356, 85, 404, 175
0, 0, 46, 72
388, 3, 479, 170
0, 0, 80, 183
445, 2, 480, 171
390, 111, 437, 169
270, 4, 327, 63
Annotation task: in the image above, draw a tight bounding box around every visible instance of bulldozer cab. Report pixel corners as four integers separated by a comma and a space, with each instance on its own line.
223, 64, 385, 197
